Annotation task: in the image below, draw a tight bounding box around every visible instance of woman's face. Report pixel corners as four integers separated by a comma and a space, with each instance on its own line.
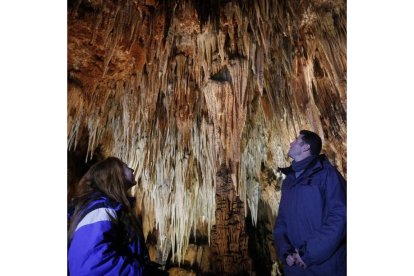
123, 164, 137, 189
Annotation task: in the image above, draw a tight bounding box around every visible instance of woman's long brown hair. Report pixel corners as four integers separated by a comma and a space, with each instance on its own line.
68, 157, 136, 242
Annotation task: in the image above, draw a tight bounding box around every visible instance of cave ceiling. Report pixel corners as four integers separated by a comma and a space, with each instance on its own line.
68, 0, 346, 272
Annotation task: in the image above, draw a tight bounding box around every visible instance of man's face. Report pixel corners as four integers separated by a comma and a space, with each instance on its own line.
288, 134, 308, 160
123, 164, 137, 189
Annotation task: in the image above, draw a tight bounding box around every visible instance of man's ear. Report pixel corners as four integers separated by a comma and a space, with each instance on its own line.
303, 144, 310, 152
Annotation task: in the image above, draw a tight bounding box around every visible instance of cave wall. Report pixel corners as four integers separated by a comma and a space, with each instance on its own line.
68, 0, 346, 274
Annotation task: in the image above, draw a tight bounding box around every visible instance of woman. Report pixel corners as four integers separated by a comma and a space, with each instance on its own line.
68, 157, 166, 275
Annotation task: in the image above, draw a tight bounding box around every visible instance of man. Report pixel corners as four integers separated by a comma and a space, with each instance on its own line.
273, 130, 346, 276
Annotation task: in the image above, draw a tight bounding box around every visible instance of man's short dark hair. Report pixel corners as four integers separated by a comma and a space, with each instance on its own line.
300, 130, 322, 155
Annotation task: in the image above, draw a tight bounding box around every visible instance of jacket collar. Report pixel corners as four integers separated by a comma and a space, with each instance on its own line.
278, 154, 327, 177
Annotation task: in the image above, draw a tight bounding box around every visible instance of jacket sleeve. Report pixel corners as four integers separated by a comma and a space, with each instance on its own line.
68, 207, 146, 276
273, 192, 293, 263
301, 167, 346, 266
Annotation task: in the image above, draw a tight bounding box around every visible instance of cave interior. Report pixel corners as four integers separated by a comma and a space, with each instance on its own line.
67, 0, 346, 275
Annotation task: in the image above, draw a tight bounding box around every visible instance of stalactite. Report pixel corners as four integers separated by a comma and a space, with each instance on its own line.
242, 123, 264, 220
67, 79, 89, 151
191, 118, 217, 244
246, 179, 260, 226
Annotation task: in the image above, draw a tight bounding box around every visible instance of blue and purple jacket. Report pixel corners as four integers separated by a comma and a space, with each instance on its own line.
68, 193, 149, 276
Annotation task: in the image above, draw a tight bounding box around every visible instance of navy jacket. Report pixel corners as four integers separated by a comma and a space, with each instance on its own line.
68, 194, 149, 276
273, 155, 346, 276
